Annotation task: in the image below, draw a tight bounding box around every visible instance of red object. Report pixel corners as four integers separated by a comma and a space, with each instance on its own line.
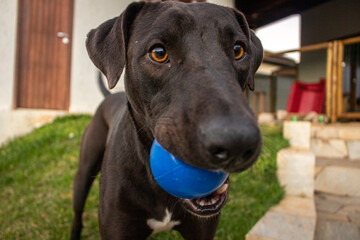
286, 79, 326, 114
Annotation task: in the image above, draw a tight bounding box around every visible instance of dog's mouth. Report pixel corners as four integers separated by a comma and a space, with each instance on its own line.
182, 178, 229, 217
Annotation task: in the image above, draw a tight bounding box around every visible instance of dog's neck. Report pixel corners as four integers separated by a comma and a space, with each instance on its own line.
126, 101, 154, 150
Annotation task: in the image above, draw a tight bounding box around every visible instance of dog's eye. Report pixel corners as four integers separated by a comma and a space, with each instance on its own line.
234, 44, 245, 60
150, 47, 168, 63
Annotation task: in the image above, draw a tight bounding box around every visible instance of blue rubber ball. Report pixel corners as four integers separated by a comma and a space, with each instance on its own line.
150, 139, 229, 199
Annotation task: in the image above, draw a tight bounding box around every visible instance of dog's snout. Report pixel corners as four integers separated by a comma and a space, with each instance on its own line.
200, 118, 261, 169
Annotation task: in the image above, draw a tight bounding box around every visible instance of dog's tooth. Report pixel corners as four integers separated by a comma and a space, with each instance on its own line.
199, 200, 206, 206
211, 198, 217, 204
216, 183, 228, 194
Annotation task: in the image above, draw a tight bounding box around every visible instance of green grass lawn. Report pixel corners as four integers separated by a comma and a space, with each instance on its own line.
0, 115, 288, 239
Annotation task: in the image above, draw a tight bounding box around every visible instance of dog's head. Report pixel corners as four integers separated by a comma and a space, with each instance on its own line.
87, 1, 263, 217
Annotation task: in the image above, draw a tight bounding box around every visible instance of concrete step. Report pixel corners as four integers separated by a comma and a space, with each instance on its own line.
314, 192, 360, 240
246, 196, 316, 240
315, 158, 360, 197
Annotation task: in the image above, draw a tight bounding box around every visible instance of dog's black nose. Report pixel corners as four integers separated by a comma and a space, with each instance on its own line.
200, 118, 261, 168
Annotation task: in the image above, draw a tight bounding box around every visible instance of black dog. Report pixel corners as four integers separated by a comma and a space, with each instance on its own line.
71, 1, 263, 239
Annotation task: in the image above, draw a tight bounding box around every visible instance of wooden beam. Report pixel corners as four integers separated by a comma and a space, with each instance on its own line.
337, 42, 344, 116
343, 36, 360, 45
270, 74, 277, 113
349, 44, 358, 112
326, 42, 333, 120
331, 41, 339, 123
264, 42, 329, 57
259, 92, 267, 112
338, 112, 360, 118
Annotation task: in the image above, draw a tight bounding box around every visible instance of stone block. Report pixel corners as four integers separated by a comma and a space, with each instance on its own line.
315, 194, 343, 214
283, 121, 311, 149
314, 219, 360, 240
315, 166, 360, 196
270, 195, 316, 219
246, 206, 316, 240
338, 127, 360, 140
258, 112, 275, 124
314, 166, 324, 178
311, 139, 348, 158
316, 192, 360, 207
312, 125, 339, 139
347, 140, 360, 161
246, 234, 278, 240
317, 212, 349, 222
277, 148, 315, 197
276, 110, 287, 121
337, 205, 360, 224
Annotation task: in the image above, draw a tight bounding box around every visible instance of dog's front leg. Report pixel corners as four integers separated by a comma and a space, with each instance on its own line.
99, 213, 152, 240
98, 166, 153, 239
175, 214, 220, 240
99, 194, 153, 239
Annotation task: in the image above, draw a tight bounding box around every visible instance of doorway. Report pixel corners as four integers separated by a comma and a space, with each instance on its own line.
15, 0, 74, 110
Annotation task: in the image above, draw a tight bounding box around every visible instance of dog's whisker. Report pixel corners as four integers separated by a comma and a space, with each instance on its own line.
135, 125, 148, 135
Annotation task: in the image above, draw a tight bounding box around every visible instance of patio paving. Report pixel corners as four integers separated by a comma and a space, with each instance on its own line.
314, 157, 360, 240
314, 192, 360, 240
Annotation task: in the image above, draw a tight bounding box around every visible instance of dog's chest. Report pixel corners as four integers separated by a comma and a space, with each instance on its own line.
147, 208, 181, 234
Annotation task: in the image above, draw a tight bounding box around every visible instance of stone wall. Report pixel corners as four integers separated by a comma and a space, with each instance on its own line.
311, 123, 360, 160
247, 121, 360, 240
246, 121, 317, 240
312, 123, 360, 197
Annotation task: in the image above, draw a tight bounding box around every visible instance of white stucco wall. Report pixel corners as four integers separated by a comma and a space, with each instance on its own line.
69, 0, 133, 113
0, 0, 18, 111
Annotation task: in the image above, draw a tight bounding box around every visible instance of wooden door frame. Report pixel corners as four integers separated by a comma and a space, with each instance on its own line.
334, 36, 360, 120
13, 0, 74, 110
13, 0, 24, 110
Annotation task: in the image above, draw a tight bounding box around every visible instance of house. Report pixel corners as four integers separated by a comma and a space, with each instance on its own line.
1, 0, 359, 144
238, 0, 360, 122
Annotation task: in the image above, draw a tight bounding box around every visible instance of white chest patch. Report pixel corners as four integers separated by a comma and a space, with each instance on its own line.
147, 208, 181, 234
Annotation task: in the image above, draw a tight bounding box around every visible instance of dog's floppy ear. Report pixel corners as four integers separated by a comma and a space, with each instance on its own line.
233, 10, 263, 91
247, 30, 263, 91
86, 2, 145, 89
